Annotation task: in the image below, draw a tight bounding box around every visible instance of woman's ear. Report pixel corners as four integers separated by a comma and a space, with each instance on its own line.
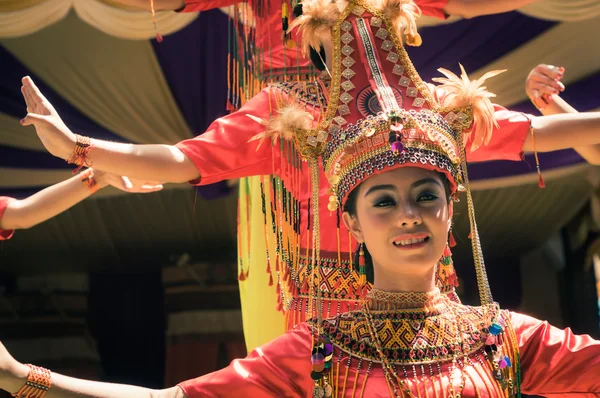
342, 212, 364, 243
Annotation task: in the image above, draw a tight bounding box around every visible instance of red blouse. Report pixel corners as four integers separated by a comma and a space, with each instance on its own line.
179, 312, 600, 397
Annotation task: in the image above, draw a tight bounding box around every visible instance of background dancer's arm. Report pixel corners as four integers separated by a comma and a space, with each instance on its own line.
21, 77, 278, 184
0, 344, 186, 398
526, 64, 600, 165
0, 170, 162, 231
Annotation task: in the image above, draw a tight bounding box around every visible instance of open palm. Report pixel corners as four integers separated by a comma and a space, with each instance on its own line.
20, 76, 76, 160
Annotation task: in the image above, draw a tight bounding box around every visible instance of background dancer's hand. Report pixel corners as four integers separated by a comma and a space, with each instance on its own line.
20, 76, 77, 161
95, 170, 164, 193
526, 64, 566, 110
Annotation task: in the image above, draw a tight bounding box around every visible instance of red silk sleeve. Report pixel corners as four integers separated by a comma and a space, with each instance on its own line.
0, 197, 15, 240
511, 312, 600, 396
175, 88, 280, 185
178, 323, 314, 397
417, 0, 450, 19
465, 106, 531, 163
178, 0, 241, 12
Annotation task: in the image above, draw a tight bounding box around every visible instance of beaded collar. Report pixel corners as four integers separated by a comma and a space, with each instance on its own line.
315, 297, 498, 365
365, 288, 446, 312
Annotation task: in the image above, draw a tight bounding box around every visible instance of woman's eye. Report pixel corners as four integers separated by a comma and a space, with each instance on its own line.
417, 193, 439, 202
374, 197, 396, 207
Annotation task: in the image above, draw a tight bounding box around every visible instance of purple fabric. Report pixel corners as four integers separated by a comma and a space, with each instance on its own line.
0, 145, 71, 169
468, 150, 583, 181
412, 12, 556, 82
151, 10, 231, 199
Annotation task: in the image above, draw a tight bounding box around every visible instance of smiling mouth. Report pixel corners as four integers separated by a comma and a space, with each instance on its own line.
393, 237, 429, 247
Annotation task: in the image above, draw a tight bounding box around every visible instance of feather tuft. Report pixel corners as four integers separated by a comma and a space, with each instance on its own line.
372, 0, 422, 46
247, 104, 315, 149
287, 0, 343, 57
432, 64, 506, 151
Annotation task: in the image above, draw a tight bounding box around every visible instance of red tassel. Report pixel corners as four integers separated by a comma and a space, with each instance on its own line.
301, 278, 309, 293
238, 269, 246, 281
538, 173, 545, 188
245, 268, 250, 279
275, 301, 284, 312
468, 231, 472, 239
155, 33, 163, 43
449, 230, 457, 248
268, 273, 274, 286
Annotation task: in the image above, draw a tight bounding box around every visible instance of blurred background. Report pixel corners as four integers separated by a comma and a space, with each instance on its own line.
0, 0, 599, 393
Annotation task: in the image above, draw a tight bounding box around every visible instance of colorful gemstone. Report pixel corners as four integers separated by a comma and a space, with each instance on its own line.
488, 323, 503, 335
498, 358, 508, 369
391, 141, 404, 154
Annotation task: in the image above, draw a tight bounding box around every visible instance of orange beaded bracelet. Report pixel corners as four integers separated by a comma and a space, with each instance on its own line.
12, 364, 52, 398
66, 134, 93, 172
79, 168, 100, 193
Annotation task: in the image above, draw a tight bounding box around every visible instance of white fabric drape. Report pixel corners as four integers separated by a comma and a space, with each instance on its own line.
0, 0, 198, 39
519, 0, 600, 22
0, 0, 71, 38
2, 12, 193, 146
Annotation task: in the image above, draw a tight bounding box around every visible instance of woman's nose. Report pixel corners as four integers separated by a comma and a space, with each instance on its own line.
396, 202, 422, 227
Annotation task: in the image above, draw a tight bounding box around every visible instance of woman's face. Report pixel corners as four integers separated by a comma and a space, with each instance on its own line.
343, 167, 451, 281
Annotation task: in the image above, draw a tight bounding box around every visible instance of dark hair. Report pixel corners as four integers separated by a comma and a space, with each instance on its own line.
343, 172, 452, 283
293, 2, 327, 71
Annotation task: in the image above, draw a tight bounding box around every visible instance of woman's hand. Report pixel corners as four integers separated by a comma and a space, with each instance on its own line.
94, 170, 164, 193
525, 64, 565, 110
20, 76, 77, 160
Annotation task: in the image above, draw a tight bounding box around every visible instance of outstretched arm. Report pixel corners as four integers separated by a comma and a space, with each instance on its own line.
20, 77, 199, 183
444, 0, 538, 19
0, 169, 162, 231
0, 342, 185, 398
526, 64, 600, 165
21, 76, 280, 187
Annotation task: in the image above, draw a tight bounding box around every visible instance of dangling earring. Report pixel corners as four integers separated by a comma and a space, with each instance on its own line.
356, 243, 368, 297
436, 243, 459, 294
358, 243, 366, 285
